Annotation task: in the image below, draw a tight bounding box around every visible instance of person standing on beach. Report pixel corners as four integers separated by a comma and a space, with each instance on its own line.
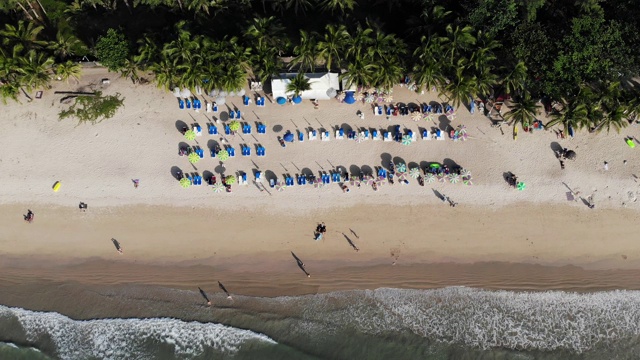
23, 210, 34, 223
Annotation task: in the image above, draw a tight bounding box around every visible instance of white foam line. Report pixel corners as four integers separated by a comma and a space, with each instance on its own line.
0, 305, 276, 360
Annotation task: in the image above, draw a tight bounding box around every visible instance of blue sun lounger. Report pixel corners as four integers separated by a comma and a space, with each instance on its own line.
255, 171, 262, 182
332, 173, 341, 182
257, 146, 265, 157
228, 147, 235, 157
229, 111, 235, 119
378, 168, 387, 178
257, 97, 265, 107
210, 148, 216, 157
386, 106, 392, 116
243, 96, 250, 106
257, 124, 266, 134
269, 178, 275, 188
186, 99, 192, 109
208, 124, 217, 135
179, 99, 185, 110
323, 174, 331, 184
236, 110, 241, 119
286, 177, 294, 186
225, 125, 231, 135
242, 145, 251, 156
193, 99, 201, 109
298, 131, 304, 142
213, 104, 218, 112
196, 148, 204, 159
242, 124, 251, 134
194, 175, 202, 185
297, 175, 304, 185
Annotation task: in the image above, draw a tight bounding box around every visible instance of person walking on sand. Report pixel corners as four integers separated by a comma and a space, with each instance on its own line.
24, 209, 34, 223
132, 179, 140, 188
111, 238, 123, 254
198, 287, 212, 306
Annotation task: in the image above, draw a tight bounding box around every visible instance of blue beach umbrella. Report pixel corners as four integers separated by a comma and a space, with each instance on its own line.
292, 96, 302, 104
344, 91, 356, 104
276, 97, 287, 105
283, 132, 294, 142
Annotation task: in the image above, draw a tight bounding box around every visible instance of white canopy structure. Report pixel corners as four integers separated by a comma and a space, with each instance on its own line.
271, 73, 340, 100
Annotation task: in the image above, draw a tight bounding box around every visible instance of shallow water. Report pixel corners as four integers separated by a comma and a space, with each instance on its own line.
2, 286, 640, 359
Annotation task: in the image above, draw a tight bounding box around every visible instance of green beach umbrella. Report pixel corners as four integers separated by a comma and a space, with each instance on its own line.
225, 175, 236, 185
396, 163, 407, 173
212, 183, 225, 192
425, 173, 436, 183
448, 173, 460, 184
184, 129, 196, 140
188, 152, 200, 164
401, 135, 412, 146
409, 168, 420, 179
463, 176, 473, 186
180, 177, 191, 188
517, 182, 526, 191
217, 150, 229, 161
229, 120, 240, 132
460, 168, 472, 178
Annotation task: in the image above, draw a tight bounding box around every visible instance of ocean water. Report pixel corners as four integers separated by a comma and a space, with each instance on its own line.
2, 286, 640, 359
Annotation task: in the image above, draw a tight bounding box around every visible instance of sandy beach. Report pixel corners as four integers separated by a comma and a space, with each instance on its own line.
1, 67, 640, 295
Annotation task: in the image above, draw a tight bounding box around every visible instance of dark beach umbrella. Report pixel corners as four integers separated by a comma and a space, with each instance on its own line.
564, 150, 576, 160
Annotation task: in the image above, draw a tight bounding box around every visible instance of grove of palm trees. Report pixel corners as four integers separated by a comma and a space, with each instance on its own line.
1, 0, 640, 132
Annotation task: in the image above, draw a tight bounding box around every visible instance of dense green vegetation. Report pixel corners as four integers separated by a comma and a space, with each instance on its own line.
1, 0, 640, 132
58, 91, 124, 124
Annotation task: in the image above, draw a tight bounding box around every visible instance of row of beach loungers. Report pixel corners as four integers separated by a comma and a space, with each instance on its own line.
189, 123, 268, 136
180, 144, 267, 158
180, 97, 266, 110
302, 127, 446, 141
372, 104, 454, 116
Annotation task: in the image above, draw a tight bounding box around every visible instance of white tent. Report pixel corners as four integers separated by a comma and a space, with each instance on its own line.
271, 73, 340, 100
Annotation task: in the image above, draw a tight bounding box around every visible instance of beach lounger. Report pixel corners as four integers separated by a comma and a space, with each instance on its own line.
236, 110, 241, 119
298, 131, 304, 142
436, 129, 445, 140
242, 125, 251, 134
196, 148, 204, 159
242, 146, 250, 156
257, 146, 266, 157
229, 111, 235, 119
309, 130, 317, 141
383, 132, 392, 141
386, 106, 392, 116
378, 168, 387, 178
228, 147, 235, 157
409, 130, 416, 142
195, 175, 202, 186
206, 102, 212, 113
422, 129, 431, 140
193, 99, 201, 110
255, 171, 262, 182
240, 173, 248, 185
372, 129, 381, 141
213, 104, 218, 112
297, 175, 304, 185
286, 177, 294, 186
324, 174, 331, 184
257, 124, 266, 134
336, 128, 344, 139
363, 130, 370, 140
211, 148, 217, 157
225, 125, 231, 135
186, 99, 191, 109
243, 96, 250, 106
374, 106, 381, 116
270, 178, 275, 188
332, 173, 341, 182
194, 125, 202, 136
257, 97, 265, 107
179, 99, 185, 110
321, 131, 330, 141
208, 125, 218, 135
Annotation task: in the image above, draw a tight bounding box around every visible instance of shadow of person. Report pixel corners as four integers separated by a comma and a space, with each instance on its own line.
431, 188, 445, 201
550, 142, 563, 157
291, 251, 310, 277
342, 233, 359, 251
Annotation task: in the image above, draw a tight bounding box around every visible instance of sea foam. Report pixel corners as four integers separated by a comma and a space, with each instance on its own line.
0, 305, 276, 360
279, 287, 640, 353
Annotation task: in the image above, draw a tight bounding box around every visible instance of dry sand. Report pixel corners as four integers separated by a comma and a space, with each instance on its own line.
1, 67, 640, 296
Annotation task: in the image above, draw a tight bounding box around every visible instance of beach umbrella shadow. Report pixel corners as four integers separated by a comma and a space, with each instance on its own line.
207, 139, 219, 152
419, 161, 430, 174
170, 166, 183, 180
264, 170, 278, 183
340, 123, 353, 132
380, 153, 392, 169
300, 167, 313, 179
361, 165, 373, 176
203, 170, 214, 183
408, 161, 420, 171
392, 156, 407, 168
175, 120, 187, 133
214, 164, 226, 175
273, 125, 283, 133
349, 164, 361, 177
443, 158, 461, 172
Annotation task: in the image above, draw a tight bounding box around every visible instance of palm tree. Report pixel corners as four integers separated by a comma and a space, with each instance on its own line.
17, 50, 53, 92
135, 34, 160, 67
317, 24, 349, 72
290, 30, 318, 72
345, 26, 372, 62
245, 16, 289, 56
412, 37, 445, 92
279, 0, 313, 15
54, 61, 82, 83
0, 21, 47, 53
372, 58, 403, 91
320, 0, 357, 14
341, 58, 374, 89
440, 62, 476, 108
546, 101, 590, 133
219, 64, 246, 92
286, 72, 311, 97
502, 61, 527, 96
440, 24, 476, 65
162, 23, 200, 64
149, 59, 177, 90
592, 105, 629, 133
120, 59, 140, 84
0, 83, 20, 104
503, 92, 540, 133
48, 31, 84, 61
